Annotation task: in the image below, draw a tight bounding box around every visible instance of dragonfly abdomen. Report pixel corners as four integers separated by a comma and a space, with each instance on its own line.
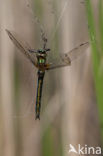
35, 70, 45, 119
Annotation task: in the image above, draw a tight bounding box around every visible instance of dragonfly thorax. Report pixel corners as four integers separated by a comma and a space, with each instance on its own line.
36, 53, 47, 66
38, 57, 46, 64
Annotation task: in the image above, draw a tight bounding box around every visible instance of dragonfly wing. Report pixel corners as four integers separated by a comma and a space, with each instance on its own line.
63, 42, 89, 62
6, 29, 37, 67
47, 42, 89, 70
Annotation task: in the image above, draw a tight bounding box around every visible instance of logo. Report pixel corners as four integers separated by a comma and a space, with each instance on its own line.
68, 144, 102, 155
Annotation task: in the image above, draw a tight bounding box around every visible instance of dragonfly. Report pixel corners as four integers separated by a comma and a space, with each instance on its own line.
6, 29, 89, 120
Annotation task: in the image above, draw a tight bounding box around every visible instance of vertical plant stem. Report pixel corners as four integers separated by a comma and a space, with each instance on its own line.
86, 0, 103, 141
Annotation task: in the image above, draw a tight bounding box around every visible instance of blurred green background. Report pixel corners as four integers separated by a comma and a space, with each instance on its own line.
0, 0, 103, 156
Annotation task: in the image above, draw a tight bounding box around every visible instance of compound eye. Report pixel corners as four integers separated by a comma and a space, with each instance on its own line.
38, 49, 42, 53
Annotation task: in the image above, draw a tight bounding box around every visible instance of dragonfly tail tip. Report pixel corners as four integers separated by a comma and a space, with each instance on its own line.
35, 114, 40, 120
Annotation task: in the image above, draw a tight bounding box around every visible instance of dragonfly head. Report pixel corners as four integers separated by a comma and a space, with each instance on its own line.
38, 49, 45, 53
37, 48, 50, 54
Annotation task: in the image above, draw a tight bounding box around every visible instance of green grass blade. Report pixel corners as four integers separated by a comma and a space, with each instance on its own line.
86, 0, 103, 140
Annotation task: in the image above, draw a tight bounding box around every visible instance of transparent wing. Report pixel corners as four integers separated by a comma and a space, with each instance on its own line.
6, 29, 37, 67
47, 42, 89, 70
